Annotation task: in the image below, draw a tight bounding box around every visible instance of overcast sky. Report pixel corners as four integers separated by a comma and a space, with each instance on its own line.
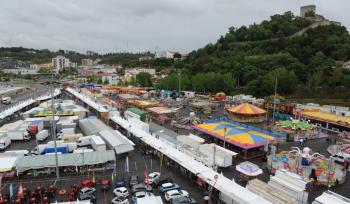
0, 0, 348, 54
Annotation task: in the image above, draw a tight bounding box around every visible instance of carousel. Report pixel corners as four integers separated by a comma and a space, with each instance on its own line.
227, 103, 266, 123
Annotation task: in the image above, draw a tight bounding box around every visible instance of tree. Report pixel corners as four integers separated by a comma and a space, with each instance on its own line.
97, 78, 103, 84
103, 78, 109, 85
136, 72, 153, 87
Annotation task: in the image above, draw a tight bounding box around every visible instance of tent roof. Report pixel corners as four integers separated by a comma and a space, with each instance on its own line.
193, 117, 285, 149
16, 150, 115, 173
300, 110, 350, 127
228, 103, 266, 115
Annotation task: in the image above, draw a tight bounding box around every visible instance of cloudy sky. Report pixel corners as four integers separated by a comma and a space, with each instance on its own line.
0, 0, 348, 54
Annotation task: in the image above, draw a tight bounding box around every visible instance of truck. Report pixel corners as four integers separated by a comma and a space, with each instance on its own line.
48, 141, 77, 152
0, 136, 11, 150
7, 131, 31, 141
1, 97, 11, 105
76, 135, 95, 147
36, 130, 49, 142
56, 121, 77, 132
27, 121, 44, 136
90, 136, 106, 151
57, 133, 83, 142
33, 143, 69, 155
57, 128, 75, 138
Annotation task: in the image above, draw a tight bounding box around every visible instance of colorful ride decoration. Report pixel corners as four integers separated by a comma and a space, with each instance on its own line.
227, 103, 266, 123
274, 119, 322, 141
193, 117, 285, 150
263, 94, 294, 115
269, 147, 346, 186
214, 92, 226, 101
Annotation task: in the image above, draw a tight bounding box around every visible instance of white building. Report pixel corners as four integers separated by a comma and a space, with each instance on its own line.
81, 58, 94, 67
343, 61, 350, 70
52, 56, 76, 73
156, 51, 177, 59
124, 68, 156, 80
3, 68, 39, 75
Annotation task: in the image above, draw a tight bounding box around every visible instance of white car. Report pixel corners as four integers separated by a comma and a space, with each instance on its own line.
144, 172, 160, 184
111, 196, 129, 204
113, 187, 129, 197
164, 189, 189, 201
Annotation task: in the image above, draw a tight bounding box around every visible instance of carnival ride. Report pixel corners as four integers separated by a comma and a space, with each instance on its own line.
269, 147, 346, 186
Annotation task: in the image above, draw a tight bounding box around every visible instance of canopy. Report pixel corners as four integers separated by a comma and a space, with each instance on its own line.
236, 161, 263, 176
299, 110, 350, 128
228, 103, 266, 115
0, 156, 20, 172
193, 117, 285, 149
16, 150, 115, 173
147, 107, 178, 115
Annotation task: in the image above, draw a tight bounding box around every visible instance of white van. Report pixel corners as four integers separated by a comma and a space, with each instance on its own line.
36, 130, 49, 142
1, 97, 11, 105
0, 136, 11, 150
57, 128, 75, 138
76, 135, 95, 147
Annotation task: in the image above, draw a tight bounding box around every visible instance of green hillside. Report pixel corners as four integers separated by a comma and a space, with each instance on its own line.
158, 11, 350, 97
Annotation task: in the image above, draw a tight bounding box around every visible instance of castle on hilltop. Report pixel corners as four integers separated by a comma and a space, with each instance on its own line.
300, 5, 341, 26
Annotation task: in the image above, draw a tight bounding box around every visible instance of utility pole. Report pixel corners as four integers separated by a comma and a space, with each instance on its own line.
223, 125, 227, 149
272, 76, 278, 124
213, 144, 216, 171
177, 70, 181, 97
50, 70, 59, 179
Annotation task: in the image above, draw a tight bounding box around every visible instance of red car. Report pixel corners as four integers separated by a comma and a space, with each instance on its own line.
81, 180, 95, 188
98, 180, 111, 191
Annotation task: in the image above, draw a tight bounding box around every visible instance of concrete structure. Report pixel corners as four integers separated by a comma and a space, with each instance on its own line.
300, 5, 316, 17
124, 68, 156, 81
52, 56, 77, 73
155, 51, 185, 59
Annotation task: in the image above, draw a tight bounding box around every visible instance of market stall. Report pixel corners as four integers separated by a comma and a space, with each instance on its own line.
236, 161, 263, 181
294, 109, 350, 131
190, 100, 216, 114
127, 100, 160, 110
117, 93, 139, 102
227, 103, 266, 123
147, 106, 179, 124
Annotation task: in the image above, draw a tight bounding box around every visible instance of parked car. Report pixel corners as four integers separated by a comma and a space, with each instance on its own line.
164, 190, 189, 202
115, 177, 126, 188
131, 183, 152, 194
144, 172, 160, 185
78, 194, 96, 203
98, 180, 111, 191
113, 187, 129, 197
78, 187, 96, 201
111, 196, 129, 204
79, 187, 96, 196
153, 177, 173, 187
131, 191, 150, 203
81, 180, 95, 188
171, 196, 197, 204
129, 175, 139, 187
159, 182, 180, 193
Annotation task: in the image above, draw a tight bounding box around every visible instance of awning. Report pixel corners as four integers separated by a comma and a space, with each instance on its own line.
16, 150, 115, 173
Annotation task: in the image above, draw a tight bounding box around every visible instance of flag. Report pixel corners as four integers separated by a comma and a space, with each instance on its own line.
18, 184, 23, 199
125, 156, 129, 173
144, 170, 150, 188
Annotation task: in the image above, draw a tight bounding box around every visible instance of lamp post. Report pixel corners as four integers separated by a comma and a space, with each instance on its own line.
272, 76, 278, 124
177, 70, 181, 97
50, 71, 59, 179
